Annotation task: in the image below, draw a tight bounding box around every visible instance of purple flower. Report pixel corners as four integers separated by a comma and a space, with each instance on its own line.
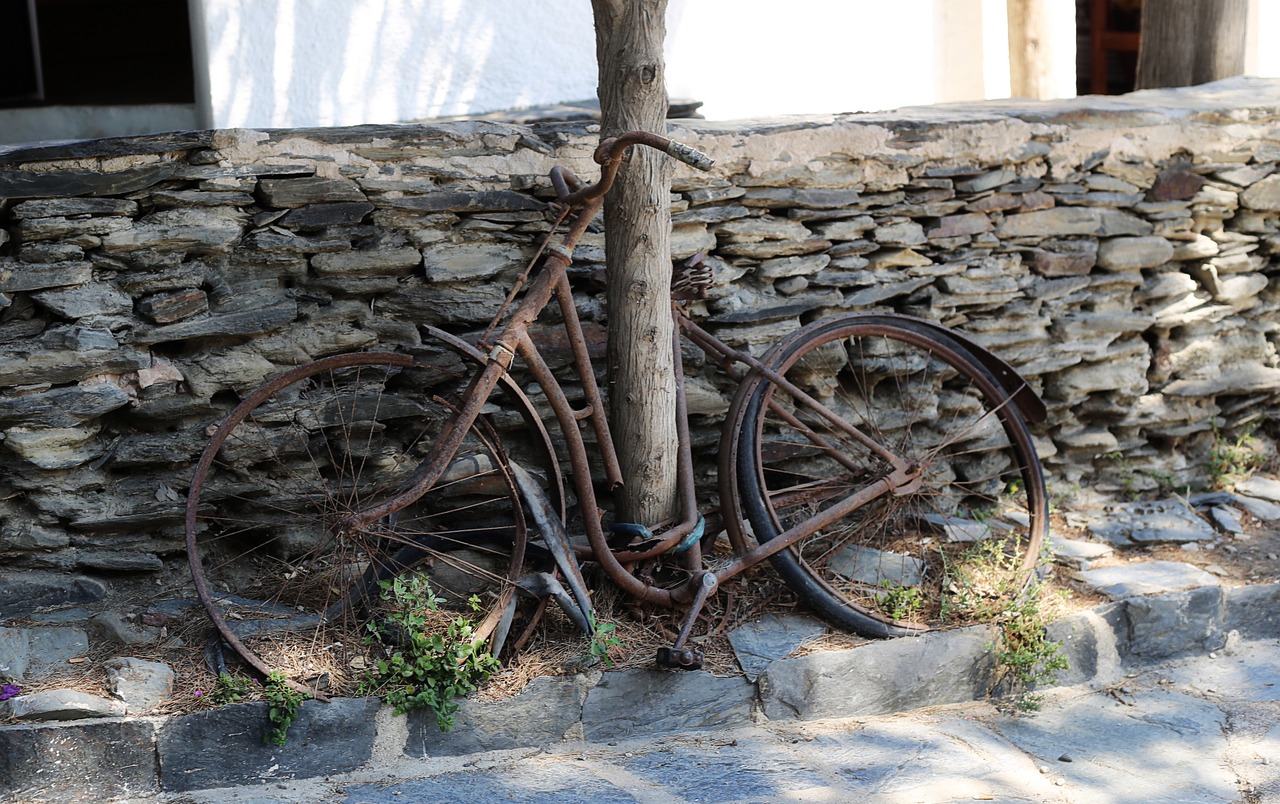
194, 690, 203, 697
0, 684, 20, 701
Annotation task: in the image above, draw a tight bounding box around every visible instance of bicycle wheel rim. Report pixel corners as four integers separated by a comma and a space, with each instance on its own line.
185, 352, 528, 689
735, 319, 1047, 635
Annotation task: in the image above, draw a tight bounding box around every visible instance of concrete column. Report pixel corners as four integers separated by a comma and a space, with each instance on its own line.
1007, 0, 1077, 100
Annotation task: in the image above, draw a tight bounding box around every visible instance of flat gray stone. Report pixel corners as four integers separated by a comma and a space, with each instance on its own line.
1085, 499, 1215, 546
760, 626, 995, 720
621, 735, 834, 803
105, 657, 174, 715
828, 543, 924, 587
1242, 173, 1280, 210
10, 627, 89, 682
90, 612, 163, 645
344, 760, 639, 804
1225, 583, 1280, 639
991, 688, 1237, 801
1048, 533, 1115, 569
996, 206, 1152, 238
1122, 586, 1226, 661
726, 612, 829, 681
1159, 638, 1280, 702
0, 719, 158, 802
1044, 610, 1102, 686
257, 176, 367, 207
312, 246, 421, 277
1208, 505, 1246, 534
158, 697, 381, 792
804, 717, 1062, 801
1, 689, 126, 721
1235, 494, 1280, 521
1237, 475, 1280, 504
0, 627, 30, 681
406, 675, 587, 756
422, 242, 522, 282
1095, 235, 1175, 270
582, 669, 754, 739
0, 570, 105, 618
1075, 561, 1220, 600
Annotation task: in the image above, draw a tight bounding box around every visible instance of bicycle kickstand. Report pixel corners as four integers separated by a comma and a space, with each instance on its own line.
656, 571, 718, 670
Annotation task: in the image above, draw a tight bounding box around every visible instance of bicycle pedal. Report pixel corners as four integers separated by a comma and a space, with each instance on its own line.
656, 646, 704, 671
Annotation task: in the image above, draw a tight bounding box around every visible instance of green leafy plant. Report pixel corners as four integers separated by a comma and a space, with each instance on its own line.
357, 574, 499, 731
941, 536, 1068, 710
585, 612, 625, 667
209, 671, 251, 705
990, 587, 1070, 711
1209, 422, 1265, 490
877, 579, 923, 621
261, 671, 308, 746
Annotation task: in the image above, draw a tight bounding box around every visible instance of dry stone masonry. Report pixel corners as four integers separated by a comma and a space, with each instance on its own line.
2, 77, 1280, 580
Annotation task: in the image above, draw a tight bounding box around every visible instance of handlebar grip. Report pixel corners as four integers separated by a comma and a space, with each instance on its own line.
666, 140, 715, 171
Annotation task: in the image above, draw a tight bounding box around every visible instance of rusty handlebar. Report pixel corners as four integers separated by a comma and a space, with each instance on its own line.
552, 131, 714, 207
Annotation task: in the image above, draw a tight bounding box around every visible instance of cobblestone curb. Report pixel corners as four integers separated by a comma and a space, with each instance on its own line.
3, 581, 1274, 801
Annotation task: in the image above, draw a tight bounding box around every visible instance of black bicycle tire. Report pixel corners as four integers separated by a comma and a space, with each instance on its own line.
733, 315, 1048, 638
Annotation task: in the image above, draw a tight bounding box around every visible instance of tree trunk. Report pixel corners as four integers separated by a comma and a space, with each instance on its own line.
591, 0, 678, 527
1135, 0, 1247, 89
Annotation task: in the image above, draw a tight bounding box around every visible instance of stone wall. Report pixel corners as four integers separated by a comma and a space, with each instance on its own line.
3, 76, 1280, 574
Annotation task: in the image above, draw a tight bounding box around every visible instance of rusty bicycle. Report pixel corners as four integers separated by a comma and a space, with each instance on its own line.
185, 131, 1049, 690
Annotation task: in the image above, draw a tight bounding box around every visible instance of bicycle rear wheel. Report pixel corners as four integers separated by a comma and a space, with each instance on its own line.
185, 350, 529, 688
733, 316, 1047, 637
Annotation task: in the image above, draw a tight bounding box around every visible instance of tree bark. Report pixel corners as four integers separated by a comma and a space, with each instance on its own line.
1135, 0, 1247, 90
591, 0, 678, 527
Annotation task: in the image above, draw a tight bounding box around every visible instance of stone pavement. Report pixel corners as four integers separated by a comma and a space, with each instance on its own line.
6, 482, 1280, 802
4, 579, 1280, 803
147, 636, 1280, 803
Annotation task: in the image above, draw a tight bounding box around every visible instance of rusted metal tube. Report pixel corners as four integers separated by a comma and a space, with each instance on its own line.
515, 332, 675, 608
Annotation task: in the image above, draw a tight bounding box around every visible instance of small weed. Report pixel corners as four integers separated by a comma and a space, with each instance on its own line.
358, 574, 499, 732
585, 611, 626, 667
941, 536, 1068, 710
261, 671, 308, 746
1102, 450, 1141, 501
1209, 423, 1265, 490
202, 670, 308, 745
209, 672, 251, 705
877, 579, 923, 621
990, 587, 1070, 711
1046, 482, 1081, 514
1139, 468, 1181, 496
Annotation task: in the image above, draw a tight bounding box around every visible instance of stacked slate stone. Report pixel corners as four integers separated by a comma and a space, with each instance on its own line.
0, 124, 596, 578
1, 79, 1279, 578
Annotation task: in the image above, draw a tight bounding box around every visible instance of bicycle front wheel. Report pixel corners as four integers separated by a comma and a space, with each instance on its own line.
733, 316, 1047, 637
185, 350, 528, 687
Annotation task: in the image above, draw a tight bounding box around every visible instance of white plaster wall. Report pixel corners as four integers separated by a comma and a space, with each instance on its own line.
1247, 0, 1280, 77
666, 0, 1005, 119
194, 0, 1078, 129
0, 0, 1088, 144
194, 0, 599, 129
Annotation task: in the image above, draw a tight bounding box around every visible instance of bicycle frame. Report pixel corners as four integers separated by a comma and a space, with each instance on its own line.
184, 130, 1049, 687
338, 131, 927, 652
